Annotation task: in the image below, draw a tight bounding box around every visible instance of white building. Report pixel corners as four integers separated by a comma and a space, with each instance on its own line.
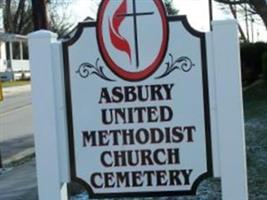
0, 32, 30, 81
0, 9, 30, 81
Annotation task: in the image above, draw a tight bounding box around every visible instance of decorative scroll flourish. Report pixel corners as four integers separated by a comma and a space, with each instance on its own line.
156, 54, 195, 79
76, 58, 115, 82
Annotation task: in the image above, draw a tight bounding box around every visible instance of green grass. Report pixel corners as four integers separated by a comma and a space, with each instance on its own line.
1, 80, 30, 88
243, 80, 267, 199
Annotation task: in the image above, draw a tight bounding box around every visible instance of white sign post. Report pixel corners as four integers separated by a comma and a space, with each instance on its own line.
28, 1, 248, 200
209, 21, 248, 200
28, 31, 69, 200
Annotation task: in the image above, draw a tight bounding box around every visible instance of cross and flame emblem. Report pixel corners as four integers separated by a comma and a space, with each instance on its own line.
97, 0, 169, 81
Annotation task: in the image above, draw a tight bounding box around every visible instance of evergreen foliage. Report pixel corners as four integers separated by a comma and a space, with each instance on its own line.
262, 52, 267, 81
164, 0, 178, 16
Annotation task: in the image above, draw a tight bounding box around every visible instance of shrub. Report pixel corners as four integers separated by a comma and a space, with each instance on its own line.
240, 42, 267, 85
254, 42, 267, 74
241, 43, 258, 84
262, 52, 267, 81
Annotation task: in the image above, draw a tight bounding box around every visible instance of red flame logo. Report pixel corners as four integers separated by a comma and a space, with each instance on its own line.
108, 0, 132, 63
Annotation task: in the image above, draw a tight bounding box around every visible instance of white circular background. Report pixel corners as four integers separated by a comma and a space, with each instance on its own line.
100, 0, 164, 72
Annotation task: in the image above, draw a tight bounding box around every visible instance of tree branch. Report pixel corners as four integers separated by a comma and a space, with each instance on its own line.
214, 0, 248, 5
229, 4, 247, 41
14, 0, 26, 28
4, 0, 12, 32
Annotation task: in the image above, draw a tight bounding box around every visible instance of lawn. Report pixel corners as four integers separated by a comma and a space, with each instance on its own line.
243, 80, 267, 200
1, 80, 30, 88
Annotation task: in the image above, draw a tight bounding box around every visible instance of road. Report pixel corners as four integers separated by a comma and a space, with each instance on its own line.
0, 85, 84, 200
0, 86, 34, 161
0, 85, 32, 114
0, 85, 38, 200
0, 159, 38, 200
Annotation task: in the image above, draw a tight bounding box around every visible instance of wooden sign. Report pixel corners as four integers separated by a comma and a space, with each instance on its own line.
63, 0, 212, 198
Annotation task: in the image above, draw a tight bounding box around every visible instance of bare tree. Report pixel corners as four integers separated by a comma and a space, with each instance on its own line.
3, 0, 33, 34
228, 4, 247, 41
31, 0, 49, 30
3, 0, 73, 36
219, 3, 250, 41
215, 0, 267, 30
49, 3, 73, 38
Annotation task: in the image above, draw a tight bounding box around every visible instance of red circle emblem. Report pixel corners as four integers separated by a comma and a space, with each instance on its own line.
97, 0, 169, 81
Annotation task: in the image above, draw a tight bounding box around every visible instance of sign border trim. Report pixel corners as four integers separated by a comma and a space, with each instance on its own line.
62, 15, 213, 199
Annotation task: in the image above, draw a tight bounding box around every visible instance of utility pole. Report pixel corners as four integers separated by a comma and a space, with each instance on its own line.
209, 0, 213, 30
31, 0, 49, 30
244, 3, 250, 42
250, 15, 254, 43
0, 151, 2, 169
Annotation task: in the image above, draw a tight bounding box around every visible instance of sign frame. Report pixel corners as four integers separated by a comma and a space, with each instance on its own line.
62, 14, 213, 198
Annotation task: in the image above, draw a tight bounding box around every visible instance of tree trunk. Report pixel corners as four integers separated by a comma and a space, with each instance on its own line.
229, 4, 247, 41
31, 0, 49, 30
4, 0, 12, 32
14, 0, 26, 33
216, 0, 267, 31
250, 0, 267, 30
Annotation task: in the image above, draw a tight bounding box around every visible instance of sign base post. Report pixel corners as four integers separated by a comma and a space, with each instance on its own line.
28, 31, 68, 200
211, 20, 248, 200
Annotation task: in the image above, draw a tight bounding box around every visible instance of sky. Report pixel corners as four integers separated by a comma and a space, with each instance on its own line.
66, 0, 266, 42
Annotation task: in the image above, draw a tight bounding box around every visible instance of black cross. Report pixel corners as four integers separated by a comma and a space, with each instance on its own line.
117, 0, 154, 68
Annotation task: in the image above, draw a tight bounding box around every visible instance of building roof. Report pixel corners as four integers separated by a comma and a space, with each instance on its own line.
0, 32, 27, 42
